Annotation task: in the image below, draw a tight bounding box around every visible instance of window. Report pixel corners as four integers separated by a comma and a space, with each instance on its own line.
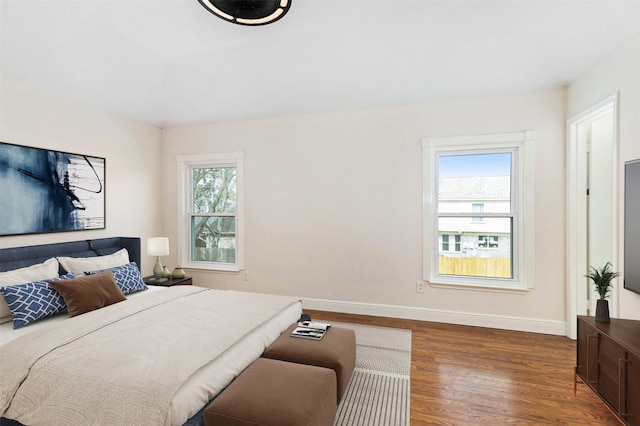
422, 131, 535, 290
441, 234, 461, 252
478, 235, 499, 249
177, 152, 244, 272
472, 203, 484, 222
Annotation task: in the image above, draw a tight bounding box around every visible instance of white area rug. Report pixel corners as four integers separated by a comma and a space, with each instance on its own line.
331, 322, 411, 426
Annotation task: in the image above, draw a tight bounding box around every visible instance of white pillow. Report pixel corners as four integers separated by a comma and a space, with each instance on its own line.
57, 248, 130, 275
0, 257, 60, 323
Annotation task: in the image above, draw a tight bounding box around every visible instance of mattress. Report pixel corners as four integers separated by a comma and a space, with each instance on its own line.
0, 286, 302, 426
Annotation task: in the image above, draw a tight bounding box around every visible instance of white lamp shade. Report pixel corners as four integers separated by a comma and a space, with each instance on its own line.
147, 237, 170, 256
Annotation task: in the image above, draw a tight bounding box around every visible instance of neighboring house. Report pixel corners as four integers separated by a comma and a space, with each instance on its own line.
438, 175, 511, 260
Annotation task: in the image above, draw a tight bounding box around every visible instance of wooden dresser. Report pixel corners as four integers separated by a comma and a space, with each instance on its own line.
576, 315, 640, 425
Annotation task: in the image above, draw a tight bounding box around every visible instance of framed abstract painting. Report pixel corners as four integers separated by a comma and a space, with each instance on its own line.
0, 142, 105, 236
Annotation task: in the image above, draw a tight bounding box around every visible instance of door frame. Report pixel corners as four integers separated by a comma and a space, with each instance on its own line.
566, 93, 619, 339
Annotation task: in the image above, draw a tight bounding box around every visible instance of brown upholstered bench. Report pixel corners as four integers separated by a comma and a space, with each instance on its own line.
204, 358, 336, 426
263, 324, 356, 402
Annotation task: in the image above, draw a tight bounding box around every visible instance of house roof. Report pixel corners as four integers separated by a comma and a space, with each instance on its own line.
1, 1, 639, 127
439, 176, 510, 200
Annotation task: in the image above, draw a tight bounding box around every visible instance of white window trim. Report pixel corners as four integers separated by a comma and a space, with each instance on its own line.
422, 131, 536, 291
177, 152, 244, 272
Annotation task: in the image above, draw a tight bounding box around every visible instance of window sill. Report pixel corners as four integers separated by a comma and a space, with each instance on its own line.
428, 280, 531, 294
182, 263, 240, 273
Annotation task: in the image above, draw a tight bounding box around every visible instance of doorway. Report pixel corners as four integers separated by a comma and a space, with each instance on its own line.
567, 94, 618, 339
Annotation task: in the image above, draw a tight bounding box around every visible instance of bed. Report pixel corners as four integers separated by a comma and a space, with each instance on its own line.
0, 237, 302, 426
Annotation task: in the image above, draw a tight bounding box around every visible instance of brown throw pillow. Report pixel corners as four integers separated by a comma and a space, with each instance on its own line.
50, 270, 126, 317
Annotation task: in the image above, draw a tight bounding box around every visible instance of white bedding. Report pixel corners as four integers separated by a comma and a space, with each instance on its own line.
0, 284, 166, 345
0, 286, 302, 426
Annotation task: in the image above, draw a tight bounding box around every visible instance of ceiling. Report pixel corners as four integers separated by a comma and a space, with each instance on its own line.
1, 0, 639, 128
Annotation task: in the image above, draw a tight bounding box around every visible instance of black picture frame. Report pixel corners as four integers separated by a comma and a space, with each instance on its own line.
0, 142, 106, 236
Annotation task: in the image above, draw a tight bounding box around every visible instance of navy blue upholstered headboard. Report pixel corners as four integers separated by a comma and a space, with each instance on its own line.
0, 237, 141, 275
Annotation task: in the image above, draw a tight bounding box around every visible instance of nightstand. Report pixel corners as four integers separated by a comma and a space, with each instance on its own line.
143, 276, 193, 287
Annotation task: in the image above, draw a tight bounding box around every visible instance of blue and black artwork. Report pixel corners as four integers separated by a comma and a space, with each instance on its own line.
0, 142, 105, 236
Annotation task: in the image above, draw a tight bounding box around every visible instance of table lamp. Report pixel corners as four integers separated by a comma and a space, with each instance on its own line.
148, 237, 170, 281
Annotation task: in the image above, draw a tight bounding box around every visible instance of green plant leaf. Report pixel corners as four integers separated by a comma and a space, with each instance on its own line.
585, 262, 620, 300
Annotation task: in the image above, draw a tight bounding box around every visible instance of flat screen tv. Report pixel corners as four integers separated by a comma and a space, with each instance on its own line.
624, 159, 640, 295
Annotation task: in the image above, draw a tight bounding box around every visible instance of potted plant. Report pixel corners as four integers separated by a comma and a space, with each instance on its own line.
586, 262, 620, 322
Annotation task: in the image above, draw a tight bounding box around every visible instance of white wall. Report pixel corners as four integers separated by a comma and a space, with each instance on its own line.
163, 87, 568, 335
568, 34, 640, 320
2, 33, 634, 333
0, 74, 164, 277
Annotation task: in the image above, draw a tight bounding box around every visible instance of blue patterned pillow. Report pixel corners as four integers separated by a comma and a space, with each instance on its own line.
0, 273, 75, 329
86, 262, 147, 295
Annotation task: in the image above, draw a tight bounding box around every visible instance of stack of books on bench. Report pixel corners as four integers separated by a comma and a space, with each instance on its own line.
291, 321, 332, 340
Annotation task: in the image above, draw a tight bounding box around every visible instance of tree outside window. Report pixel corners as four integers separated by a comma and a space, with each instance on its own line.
177, 152, 244, 272
191, 167, 237, 264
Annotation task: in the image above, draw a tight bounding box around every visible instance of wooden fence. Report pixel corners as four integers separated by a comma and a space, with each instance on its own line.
439, 256, 512, 278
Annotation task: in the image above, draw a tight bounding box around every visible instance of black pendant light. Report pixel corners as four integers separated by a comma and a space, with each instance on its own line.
197, 0, 291, 26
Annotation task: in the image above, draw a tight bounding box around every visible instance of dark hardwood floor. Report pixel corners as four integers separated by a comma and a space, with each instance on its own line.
305, 309, 621, 425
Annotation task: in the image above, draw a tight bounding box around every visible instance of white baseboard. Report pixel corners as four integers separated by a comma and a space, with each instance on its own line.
301, 298, 567, 336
